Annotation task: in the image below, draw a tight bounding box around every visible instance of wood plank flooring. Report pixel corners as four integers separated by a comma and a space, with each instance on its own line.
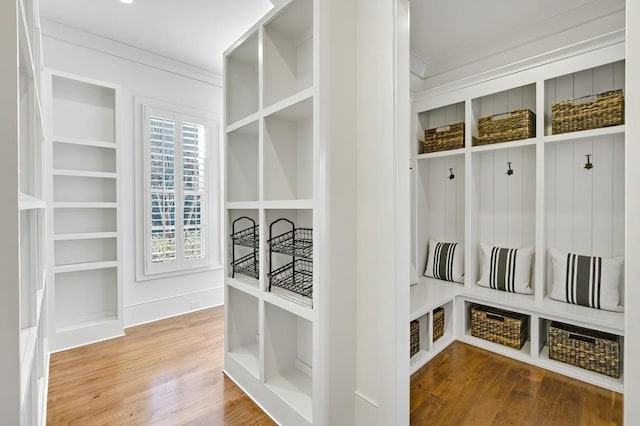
410, 341, 623, 425
47, 307, 274, 425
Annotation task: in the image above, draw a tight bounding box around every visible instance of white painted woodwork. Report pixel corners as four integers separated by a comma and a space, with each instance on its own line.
226, 33, 259, 125
411, 43, 628, 395
227, 121, 259, 202
227, 287, 260, 378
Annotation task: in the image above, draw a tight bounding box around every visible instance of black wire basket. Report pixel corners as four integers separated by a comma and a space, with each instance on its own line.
230, 224, 259, 248
231, 252, 259, 279
268, 227, 312, 258
268, 259, 313, 299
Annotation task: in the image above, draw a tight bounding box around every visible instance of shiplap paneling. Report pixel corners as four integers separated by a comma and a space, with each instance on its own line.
416, 102, 465, 141
544, 135, 625, 294
472, 84, 536, 138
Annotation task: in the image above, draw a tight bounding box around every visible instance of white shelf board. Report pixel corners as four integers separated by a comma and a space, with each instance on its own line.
538, 297, 624, 335
52, 136, 117, 150
54, 260, 118, 274
226, 201, 260, 210
228, 342, 260, 379
53, 202, 118, 209
227, 277, 260, 297
53, 232, 117, 241
56, 314, 118, 334
470, 137, 537, 153
538, 346, 623, 393
416, 147, 465, 160
20, 325, 37, 406
262, 199, 314, 210
18, 192, 46, 210
461, 284, 536, 312
460, 332, 532, 360
262, 87, 314, 119
266, 368, 313, 423
543, 125, 625, 144
264, 292, 313, 322
226, 112, 260, 134
53, 169, 117, 179
410, 277, 461, 321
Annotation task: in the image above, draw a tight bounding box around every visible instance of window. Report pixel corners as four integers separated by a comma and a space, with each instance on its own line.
143, 106, 212, 274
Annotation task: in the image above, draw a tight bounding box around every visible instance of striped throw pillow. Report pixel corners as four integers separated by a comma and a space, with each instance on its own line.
424, 240, 464, 283
477, 243, 534, 294
549, 248, 623, 312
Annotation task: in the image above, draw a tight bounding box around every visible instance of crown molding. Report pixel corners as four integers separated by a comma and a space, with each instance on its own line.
41, 18, 223, 87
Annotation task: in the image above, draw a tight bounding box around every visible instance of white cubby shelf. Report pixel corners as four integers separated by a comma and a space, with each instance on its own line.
410, 43, 627, 393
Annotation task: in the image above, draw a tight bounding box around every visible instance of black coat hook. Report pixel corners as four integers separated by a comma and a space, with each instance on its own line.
584, 154, 593, 170
449, 168, 455, 180
506, 162, 514, 176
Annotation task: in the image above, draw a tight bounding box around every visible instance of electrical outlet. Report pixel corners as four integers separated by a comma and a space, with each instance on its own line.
189, 300, 201, 310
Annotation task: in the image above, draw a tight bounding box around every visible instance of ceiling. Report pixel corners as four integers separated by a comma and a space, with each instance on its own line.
39, 0, 274, 76
410, 0, 625, 80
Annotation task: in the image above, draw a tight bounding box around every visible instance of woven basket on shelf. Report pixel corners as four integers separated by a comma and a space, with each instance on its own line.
410, 320, 420, 357
423, 122, 465, 153
551, 89, 624, 135
548, 321, 620, 378
433, 307, 444, 342
476, 109, 536, 146
471, 305, 529, 349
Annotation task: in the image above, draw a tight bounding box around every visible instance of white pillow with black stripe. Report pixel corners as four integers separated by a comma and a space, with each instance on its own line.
477, 243, 534, 294
424, 240, 464, 283
549, 248, 623, 312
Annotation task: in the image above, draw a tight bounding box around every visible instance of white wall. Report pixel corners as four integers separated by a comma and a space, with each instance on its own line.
43, 21, 225, 328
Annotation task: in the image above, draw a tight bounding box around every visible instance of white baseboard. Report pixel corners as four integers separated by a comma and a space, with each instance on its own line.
124, 287, 224, 328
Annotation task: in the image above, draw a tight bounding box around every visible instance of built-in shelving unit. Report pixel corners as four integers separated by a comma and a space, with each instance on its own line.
410, 42, 626, 392
2, 0, 49, 423
46, 71, 123, 352
224, 0, 357, 423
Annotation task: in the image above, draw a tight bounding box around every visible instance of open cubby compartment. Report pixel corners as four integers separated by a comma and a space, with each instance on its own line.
20, 209, 40, 331
416, 154, 465, 285
433, 301, 454, 347
54, 207, 117, 234
54, 237, 117, 267
19, 51, 40, 198
410, 312, 430, 360
544, 60, 625, 136
53, 175, 116, 203
265, 209, 313, 307
53, 142, 116, 173
471, 83, 536, 145
263, 96, 313, 201
226, 31, 259, 125
227, 120, 259, 202
262, 0, 313, 107
469, 145, 536, 292
52, 75, 115, 143
54, 267, 118, 331
544, 135, 625, 305
415, 101, 465, 154
264, 302, 313, 422
463, 301, 532, 356
227, 287, 260, 378
228, 209, 260, 285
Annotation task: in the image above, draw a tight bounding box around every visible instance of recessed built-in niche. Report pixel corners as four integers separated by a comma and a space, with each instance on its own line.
416, 155, 465, 282
54, 238, 117, 267
226, 32, 259, 125
544, 61, 625, 136
544, 135, 625, 301
55, 267, 118, 331
54, 208, 117, 235
470, 146, 536, 288
228, 209, 260, 285
416, 102, 465, 154
53, 176, 116, 203
53, 143, 116, 173
52, 76, 115, 143
263, 0, 313, 107
264, 302, 313, 422
227, 287, 260, 378
227, 121, 259, 202
263, 97, 313, 201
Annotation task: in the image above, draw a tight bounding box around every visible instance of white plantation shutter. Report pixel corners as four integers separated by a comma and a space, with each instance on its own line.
144, 106, 210, 274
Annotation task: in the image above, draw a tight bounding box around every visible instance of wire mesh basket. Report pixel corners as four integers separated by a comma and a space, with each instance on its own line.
268, 259, 313, 300
231, 252, 259, 279
230, 223, 259, 248
268, 227, 313, 258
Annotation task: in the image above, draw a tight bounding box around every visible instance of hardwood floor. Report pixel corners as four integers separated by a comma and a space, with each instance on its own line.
410, 341, 623, 425
47, 307, 274, 425
48, 308, 623, 425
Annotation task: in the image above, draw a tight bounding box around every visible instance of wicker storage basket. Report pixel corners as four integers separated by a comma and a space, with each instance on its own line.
410, 320, 420, 357
548, 321, 620, 378
471, 305, 529, 349
433, 307, 444, 342
551, 89, 624, 135
423, 122, 465, 153
476, 109, 536, 146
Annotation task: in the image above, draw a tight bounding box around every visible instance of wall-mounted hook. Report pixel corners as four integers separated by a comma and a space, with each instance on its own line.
449, 168, 455, 180
584, 154, 593, 170
506, 162, 514, 176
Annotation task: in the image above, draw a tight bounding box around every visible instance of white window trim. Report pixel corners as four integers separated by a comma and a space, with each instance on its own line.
135, 97, 223, 281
